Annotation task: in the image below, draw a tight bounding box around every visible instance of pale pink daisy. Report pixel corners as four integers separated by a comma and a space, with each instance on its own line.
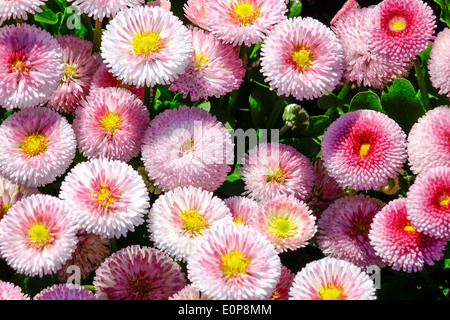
0, 23, 63, 109
0, 107, 77, 188
183, 0, 209, 30
316, 195, 386, 270
260, 16, 344, 101
73, 87, 150, 162
187, 222, 282, 300
33, 284, 98, 300
429, 28, 450, 98
321, 109, 407, 191
47, 35, 101, 114
59, 158, 150, 239
288, 257, 376, 300
169, 28, 245, 102
406, 166, 450, 239
224, 195, 259, 225
147, 0, 171, 10
147, 186, 233, 262
0, 175, 39, 221
141, 105, 234, 192
369, 198, 447, 273
238, 142, 315, 202
67, 0, 144, 21
407, 105, 450, 175
253, 194, 317, 253
0, 194, 79, 277
204, 0, 287, 46
0, 0, 47, 24
101, 5, 193, 88
269, 265, 295, 300
0, 280, 30, 300
364, 0, 436, 62
169, 284, 211, 300
93, 245, 186, 300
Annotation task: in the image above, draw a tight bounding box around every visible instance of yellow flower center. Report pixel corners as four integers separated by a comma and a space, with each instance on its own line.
265, 167, 286, 184
230, 2, 260, 25
20, 133, 48, 157
179, 209, 208, 236
28, 223, 51, 245
439, 195, 449, 208
233, 215, 246, 225
319, 284, 346, 300
221, 250, 251, 278
359, 142, 371, 159
0, 201, 12, 220
194, 52, 209, 70
389, 16, 407, 31
10, 58, 28, 73
403, 222, 416, 232
63, 64, 77, 79
100, 112, 122, 135
132, 31, 164, 56
269, 217, 294, 239
290, 46, 316, 72
92, 182, 117, 210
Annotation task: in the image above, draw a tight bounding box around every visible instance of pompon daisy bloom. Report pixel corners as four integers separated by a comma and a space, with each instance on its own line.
73, 87, 150, 162
289, 257, 376, 300
147, 186, 233, 261
33, 284, 98, 300
406, 166, 450, 239
169, 28, 245, 102
369, 198, 447, 273
0, 0, 47, 24
141, 105, 233, 192
57, 231, 110, 282
260, 16, 344, 101
330, 0, 358, 26
364, 0, 436, 62
429, 28, 450, 98
333, 7, 410, 89
101, 5, 193, 88
238, 142, 315, 202
187, 222, 282, 300
0, 23, 63, 110
407, 105, 450, 175
321, 109, 407, 191
0, 280, 30, 300
269, 265, 295, 300
253, 195, 317, 253
169, 284, 211, 300
147, 0, 171, 10
67, 0, 144, 21
59, 158, 150, 239
0, 107, 76, 188
47, 35, 101, 114
203, 0, 287, 46
94, 245, 186, 300
316, 195, 385, 270
224, 196, 259, 225
183, 0, 209, 30
90, 63, 144, 101
0, 194, 79, 277
0, 175, 38, 220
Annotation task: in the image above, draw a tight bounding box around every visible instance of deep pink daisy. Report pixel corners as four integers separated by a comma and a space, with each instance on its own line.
33, 284, 98, 300
0, 280, 30, 300
93, 245, 186, 300
0, 174, 38, 221
407, 105, 450, 175
406, 166, 450, 239
73, 87, 150, 162
316, 195, 386, 270
364, 0, 436, 62
223, 195, 259, 225
369, 198, 447, 273
429, 28, 450, 98
269, 265, 295, 300
0, 23, 63, 109
141, 105, 234, 192
321, 109, 407, 191
260, 16, 344, 101
238, 142, 315, 202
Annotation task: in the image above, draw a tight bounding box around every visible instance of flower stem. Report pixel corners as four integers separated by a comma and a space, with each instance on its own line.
279, 124, 291, 138
413, 58, 431, 111
267, 94, 286, 130
144, 85, 154, 118
109, 237, 117, 254
92, 18, 102, 53
15, 18, 23, 25
337, 82, 351, 100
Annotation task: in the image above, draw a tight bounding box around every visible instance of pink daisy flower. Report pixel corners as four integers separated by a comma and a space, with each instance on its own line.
183, 0, 209, 30
169, 284, 211, 300
141, 105, 233, 192
147, 0, 171, 10
429, 28, 450, 98
169, 28, 245, 102
46, 35, 101, 114
67, 0, 144, 21
316, 195, 386, 270
0, 194, 79, 277
90, 62, 144, 102
147, 186, 233, 262
0, 107, 77, 188
253, 194, 317, 253
223, 195, 259, 225
0, 0, 47, 24
73, 87, 150, 162
238, 142, 315, 202
0, 175, 39, 221
0, 280, 30, 300
330, 0, 358, 26
0, 23, 63, 110
33, 284, 98, 300
364, 0, 436, 62
59, 158, 150, 239
407, 105, 450, 175
333, 7, 410, 89
93, 245, 186, 300
369, 198, 447, 273
269, 265, 295, 300
289, 257, 376, 300
260, 16, 344, 101
187, 222, 282, 300
101, 5, 193, 88
203, 0, 287, 46
321, 109, 407, 191
406, 166, 450, 239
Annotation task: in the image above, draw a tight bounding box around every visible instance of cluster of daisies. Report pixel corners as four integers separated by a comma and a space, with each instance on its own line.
0, 0, 449, 301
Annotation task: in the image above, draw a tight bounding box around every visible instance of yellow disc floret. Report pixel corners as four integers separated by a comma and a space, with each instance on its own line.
265, 167, 286, 184
221, 250, 251, 278
359, 142, 371, 159
440, 195, 449, 208
389, 16, 407, 31
132, 31, 164, 56
20, 133, 48, 157
179, 209, 208, 236
319, 284, 345, 300
230, 2, 261, 25
290, 45, 316, 72
268, 217, 295, 239
100, 112, 123, 135
28, 223, 52, 247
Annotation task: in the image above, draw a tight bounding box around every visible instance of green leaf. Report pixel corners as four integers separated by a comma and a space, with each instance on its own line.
435, 0, 450, 26
381, 78, 425, 133
34, 6, 59, 25
349, 91, 383, 112
282, 137, 320, 158
317, 93, 345, 110
288, 0, 302, 18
